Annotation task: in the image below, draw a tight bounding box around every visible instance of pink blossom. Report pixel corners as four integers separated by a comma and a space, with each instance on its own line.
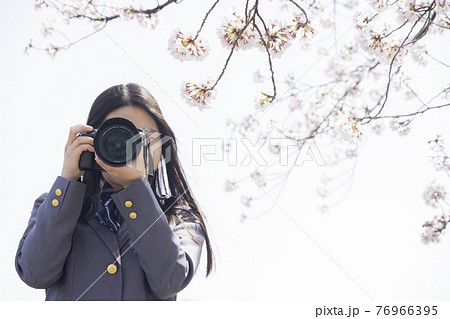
47, 43, 59, 59
218, 11, 256, 49
287, 17, 315, 40
423, 182, 447, 208
225, 179, 238, 191
168, 29, 208, 62
258, 20, 292, 56
250, 169, 266, 187
181, 80, 215, 111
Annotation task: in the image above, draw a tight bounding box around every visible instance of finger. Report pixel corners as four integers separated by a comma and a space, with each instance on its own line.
66, 124, 93, 150
94, 153, 106, 168
94, 155, 109, 173
146, 131, 161, 143
68, 136, 94, 152
95, 153, 116, 173
72, 143, 95, 159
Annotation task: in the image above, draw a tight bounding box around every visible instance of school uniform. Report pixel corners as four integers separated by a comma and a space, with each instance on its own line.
14, 175, 205, 301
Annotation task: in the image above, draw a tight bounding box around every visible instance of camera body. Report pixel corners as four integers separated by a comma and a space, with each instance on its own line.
78, 117, 154, 178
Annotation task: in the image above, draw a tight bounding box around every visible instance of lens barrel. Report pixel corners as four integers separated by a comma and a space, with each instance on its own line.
94, 117, 144, 167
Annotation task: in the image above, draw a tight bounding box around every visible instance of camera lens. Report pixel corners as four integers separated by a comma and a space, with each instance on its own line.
102, 127, 131, 162
94, 117, 142, 166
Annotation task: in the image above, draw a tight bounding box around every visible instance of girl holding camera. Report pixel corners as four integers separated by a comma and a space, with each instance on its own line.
15, 83, 215, 300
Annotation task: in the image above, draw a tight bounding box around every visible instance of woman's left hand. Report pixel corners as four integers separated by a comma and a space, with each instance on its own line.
94, 145, 148, 190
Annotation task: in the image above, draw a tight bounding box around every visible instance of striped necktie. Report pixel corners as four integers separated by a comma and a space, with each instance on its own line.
94, 183, 124, 233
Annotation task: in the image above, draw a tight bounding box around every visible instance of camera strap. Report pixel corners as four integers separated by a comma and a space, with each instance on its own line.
142, 136, 154, 178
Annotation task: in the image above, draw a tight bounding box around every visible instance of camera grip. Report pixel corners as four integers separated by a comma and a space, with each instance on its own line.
79, 150, 105, 172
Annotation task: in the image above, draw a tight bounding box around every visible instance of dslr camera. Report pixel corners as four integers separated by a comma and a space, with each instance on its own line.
78, 117, 154, 178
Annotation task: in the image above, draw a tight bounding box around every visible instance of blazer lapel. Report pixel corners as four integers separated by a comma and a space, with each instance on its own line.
116, 222, 131, 251
86, 217, 122, 266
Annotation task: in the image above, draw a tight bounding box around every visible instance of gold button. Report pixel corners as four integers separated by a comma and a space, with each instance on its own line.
55, 189, 62, 196
129, 212, 137, 219
52, 199, 59, 207
107, 264, 117, 274
125, 200, 133, 208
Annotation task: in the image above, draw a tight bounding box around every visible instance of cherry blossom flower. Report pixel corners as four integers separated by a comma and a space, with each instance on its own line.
251, 169, 266, 187
34, 0, 47, 10
289, 97, 302, 111
284, 71, 295, 86
390, 118, 411, 136
60, 5, 73, 25
225, 178, 238, 191
431, 154, 450, 173
40, 19, 55, 37
423, 181, 447, 208
328, 110, 363, 143
392, 70, 411, 91
168, 29, 208, 62
320, 173, 331, 184
444, 84, 450, 99
342, 0, 359, 8
241, 196, 253, 207
23, 39, 33, 56
287, 17, 315, 40
261, 119, 277, 136
366, 31, 387, 53
384, 37, 406, 64
354, 9, 378, 31
258, 20, 292, 56
47, 43, 59, 59
92, 20, 107, 31
218, 11, 256, 49
118, 5, 134, 21
421, 215, 447, 244
181, 80, 215, 111
255, 92, 272, 111
133, 5, 160, 28
254, 70, 265, 83
318, 204, 330, 213
269, 143, 281, 154
316, 186, 329, 198
320, 12, 334, 28
370, 121, 386, 135
411, 44, 428, 66
239, 114, 259, 135
428, 135, 445, 153
136, 13, 159, 28
339, 42, 358, 61
373, 0, 392, 10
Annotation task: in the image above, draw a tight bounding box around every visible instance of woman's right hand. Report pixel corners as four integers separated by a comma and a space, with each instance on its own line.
61, 124, 95, 181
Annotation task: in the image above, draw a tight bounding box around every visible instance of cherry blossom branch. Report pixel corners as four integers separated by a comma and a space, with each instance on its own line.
425, 52, 450, 68
27, 0, 180, 57
422, 135, 450, 243
253, 10, 276, 102
357, 102, 450, 121
206, 2, 258, 93
67, 0, 177, 22
192, 0, 220, 42
287, 0, 309, 22
360, 8, 432, 124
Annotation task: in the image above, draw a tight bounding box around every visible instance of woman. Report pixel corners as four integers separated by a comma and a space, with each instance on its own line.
14, 83, 215, 301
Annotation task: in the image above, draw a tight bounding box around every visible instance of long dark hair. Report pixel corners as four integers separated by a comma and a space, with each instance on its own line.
77, 83, 215, 277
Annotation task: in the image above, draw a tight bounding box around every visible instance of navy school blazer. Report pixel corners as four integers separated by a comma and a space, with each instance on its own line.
14, 175, 206, 300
